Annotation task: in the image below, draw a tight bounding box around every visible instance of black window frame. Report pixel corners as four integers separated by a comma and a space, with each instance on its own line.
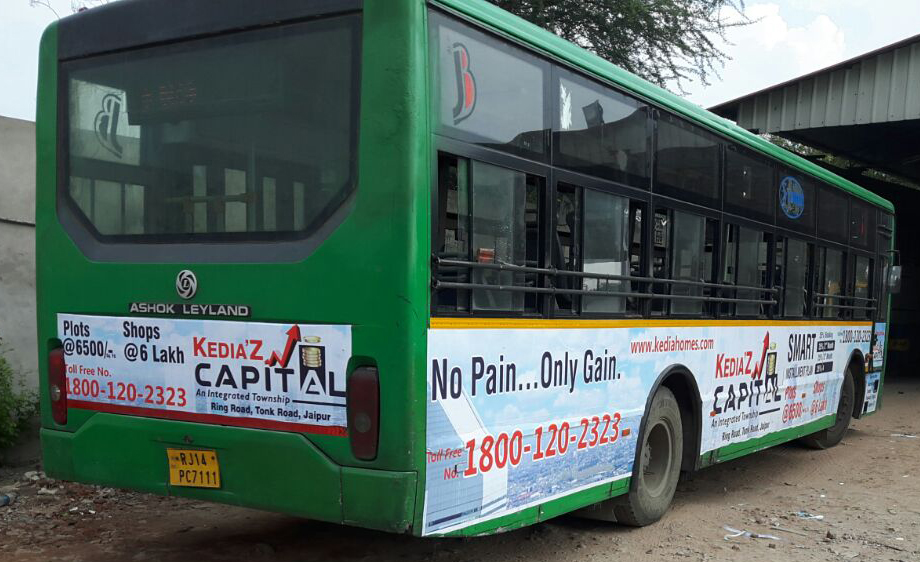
57, 9, 364, 263
429, 10, 552, 163
552, 65, 652, 190
816, 184, 850, 243
723, 144, 776, 224
649, 196, 721, 318
431, 138, 551, 319
849, 197, 876, 250
848, 249, 874, 320
775, 235, 812, 319
550, 168, 651, 318
653, 110, 723, 208
814, 242, 848, 320
720, 215, 775, 319
427, 6, 893, 322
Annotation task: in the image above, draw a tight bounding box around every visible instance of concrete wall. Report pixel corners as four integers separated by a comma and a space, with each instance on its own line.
0, 117, 37, 391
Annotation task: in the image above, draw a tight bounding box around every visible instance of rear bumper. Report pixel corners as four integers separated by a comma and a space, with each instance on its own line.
41, 414, 417, 533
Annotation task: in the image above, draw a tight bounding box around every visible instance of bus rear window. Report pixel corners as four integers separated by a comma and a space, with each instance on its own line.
63, 14, 360, 242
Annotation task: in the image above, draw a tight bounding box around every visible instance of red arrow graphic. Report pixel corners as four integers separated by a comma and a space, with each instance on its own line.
266, 325, 301, 367
752, 331, 770, 379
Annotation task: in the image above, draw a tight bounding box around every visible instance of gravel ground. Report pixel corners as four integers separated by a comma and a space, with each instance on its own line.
2, 379, 918, 562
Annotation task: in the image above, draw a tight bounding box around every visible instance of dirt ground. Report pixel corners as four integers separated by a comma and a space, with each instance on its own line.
1, 380, 918, 562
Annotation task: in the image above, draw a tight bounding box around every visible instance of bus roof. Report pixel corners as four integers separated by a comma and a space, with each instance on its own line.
435, 0, 895, 213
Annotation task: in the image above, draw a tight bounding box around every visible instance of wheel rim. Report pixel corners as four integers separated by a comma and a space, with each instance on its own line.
641, 420, 674, 497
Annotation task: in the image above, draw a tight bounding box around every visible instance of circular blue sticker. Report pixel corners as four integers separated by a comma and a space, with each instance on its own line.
779, 176, 805, 219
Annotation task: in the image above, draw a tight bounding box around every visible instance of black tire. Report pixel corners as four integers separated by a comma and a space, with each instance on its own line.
799, 367, 855, 450
614, 386, 683, 526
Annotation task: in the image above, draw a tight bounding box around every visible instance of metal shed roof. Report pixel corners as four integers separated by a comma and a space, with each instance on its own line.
710, 32, 920, 185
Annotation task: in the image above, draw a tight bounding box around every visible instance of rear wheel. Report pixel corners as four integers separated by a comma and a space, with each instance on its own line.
613, 386, 683, 526
799, 367, 855, 450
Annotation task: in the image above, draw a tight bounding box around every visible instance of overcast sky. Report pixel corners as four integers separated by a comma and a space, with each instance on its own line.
2, 0, 920, 121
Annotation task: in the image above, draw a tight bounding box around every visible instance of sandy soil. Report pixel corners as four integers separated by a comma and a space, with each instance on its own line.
2, 380, 918, 562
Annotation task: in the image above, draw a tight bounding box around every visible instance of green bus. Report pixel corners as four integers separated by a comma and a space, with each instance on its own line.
37, 0, 899, 537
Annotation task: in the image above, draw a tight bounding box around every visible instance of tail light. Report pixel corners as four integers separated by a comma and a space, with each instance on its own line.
347, 366, 379, 460
48, 348, 67, 425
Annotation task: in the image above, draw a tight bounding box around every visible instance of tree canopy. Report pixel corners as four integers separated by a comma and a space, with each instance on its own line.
488, 0, 748, 92
33, 0, 750, 93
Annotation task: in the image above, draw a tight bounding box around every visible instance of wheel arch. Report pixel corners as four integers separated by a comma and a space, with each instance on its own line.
847, 348, 867, 419
634, 364, 703, 477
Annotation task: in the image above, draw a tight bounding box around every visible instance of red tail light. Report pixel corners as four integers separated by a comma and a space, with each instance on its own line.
347, 366, 379, 460
48, 348, 67, 425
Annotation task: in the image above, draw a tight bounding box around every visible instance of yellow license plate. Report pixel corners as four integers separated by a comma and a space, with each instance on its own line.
167, 448, 221, 489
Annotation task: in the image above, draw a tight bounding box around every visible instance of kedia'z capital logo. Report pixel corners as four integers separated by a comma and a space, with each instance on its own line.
265, 325, 345, 398
451, 42, 476, 124
94, 93, 124, 158
715, 331, 771, 380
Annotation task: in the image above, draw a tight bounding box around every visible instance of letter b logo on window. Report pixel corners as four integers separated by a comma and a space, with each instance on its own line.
452, 43, 476, 124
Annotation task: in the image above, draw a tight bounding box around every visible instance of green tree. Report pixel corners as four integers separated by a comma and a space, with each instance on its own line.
489, 0, 748, 92
0, 349, 37, 451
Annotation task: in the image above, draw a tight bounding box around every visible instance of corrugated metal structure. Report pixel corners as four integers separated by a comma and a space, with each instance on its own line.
711, 35, 920, 379
711, 33, 920, 184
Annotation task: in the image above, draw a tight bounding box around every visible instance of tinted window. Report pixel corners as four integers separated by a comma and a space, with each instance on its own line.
434, 156, 542, 314
782, 238, 809, 318
849, 199, 874, 248
432, 12, 548, 157
854, 255, 872, 319
655, 114, 720, 204
880, 212, 894, 231
724, 225, 769, 317
817, 247, 844, 318
817, 186, 848, 241
670, 211, 707, 315
776, 171, 815, 234
434, 155, 471, 312
65, 15, 360, 241
469, 161, 540, 312
582, 189, 631, 313
724, 146, 774, 221
554, 70, 649, 187
553, 184, 581, 313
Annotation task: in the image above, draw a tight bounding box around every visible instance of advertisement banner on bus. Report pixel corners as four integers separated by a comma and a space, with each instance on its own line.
423, 322, 871, 535
872, 322, 886, 371
57, 314, 351, 435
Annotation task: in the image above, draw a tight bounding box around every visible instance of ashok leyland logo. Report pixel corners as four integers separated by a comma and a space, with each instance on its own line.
94, 93, 124, 158
176, 270, 198, 300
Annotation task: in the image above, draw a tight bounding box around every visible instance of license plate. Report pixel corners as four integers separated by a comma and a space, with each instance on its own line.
167, 448, 221, 489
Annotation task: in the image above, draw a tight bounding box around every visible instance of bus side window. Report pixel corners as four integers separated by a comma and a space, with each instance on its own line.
582, 189, 631, 314
669, 210, 713, 316
435, 154, 544, 316
434, 154, 470, 313
721, 223, 737, 316
853, 255, 873, 320
702, 218, 718, 315
723, 225, 770, 317
468, 160, 542, 314
628, 201, 646, 315
816, 247, 845, 319
650, 209, 670, 316
553, 183, 581, 314
780, 238, 810, 318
